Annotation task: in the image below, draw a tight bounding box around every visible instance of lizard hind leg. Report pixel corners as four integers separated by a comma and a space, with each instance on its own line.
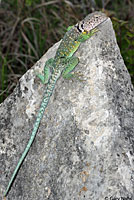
62, 57, 79, 79
37, 58, 54, 84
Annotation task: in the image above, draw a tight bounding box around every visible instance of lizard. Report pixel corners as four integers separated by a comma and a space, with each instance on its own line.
3, 11, 108, 197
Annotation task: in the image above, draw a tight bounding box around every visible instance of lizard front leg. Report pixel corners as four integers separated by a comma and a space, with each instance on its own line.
62, 57, 79, 79
37, 58, 54, 84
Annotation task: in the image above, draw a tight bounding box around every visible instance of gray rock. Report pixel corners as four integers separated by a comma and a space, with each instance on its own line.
0, 12, 134, 200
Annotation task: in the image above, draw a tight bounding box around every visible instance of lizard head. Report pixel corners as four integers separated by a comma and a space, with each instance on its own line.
75, 12, 108, 33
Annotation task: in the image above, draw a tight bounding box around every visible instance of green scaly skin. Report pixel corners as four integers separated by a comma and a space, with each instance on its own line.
4, 12, 108, 197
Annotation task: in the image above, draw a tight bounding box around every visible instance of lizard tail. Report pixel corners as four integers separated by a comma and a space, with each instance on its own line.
4, 62, 60, 197
4, 92, 51, 197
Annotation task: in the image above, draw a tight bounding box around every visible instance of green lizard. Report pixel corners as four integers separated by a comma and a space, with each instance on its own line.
4, 12, 108, 197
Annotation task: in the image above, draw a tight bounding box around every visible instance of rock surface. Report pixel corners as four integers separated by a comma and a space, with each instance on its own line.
0, 12, 134, 200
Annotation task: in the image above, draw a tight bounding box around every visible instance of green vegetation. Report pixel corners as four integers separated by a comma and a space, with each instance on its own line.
113, 19, 134, 80
0, 0, 134, 103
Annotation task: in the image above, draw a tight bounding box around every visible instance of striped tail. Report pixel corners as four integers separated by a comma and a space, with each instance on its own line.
4, 71, 59, 197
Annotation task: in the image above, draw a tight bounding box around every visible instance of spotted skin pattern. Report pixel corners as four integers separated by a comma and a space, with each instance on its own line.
4, 12, 108, 197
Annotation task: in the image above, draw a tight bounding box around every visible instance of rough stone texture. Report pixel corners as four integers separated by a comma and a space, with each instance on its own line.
0, 13, 134, 200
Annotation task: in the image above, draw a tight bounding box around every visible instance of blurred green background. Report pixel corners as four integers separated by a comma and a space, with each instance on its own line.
0, 0, 134, 103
